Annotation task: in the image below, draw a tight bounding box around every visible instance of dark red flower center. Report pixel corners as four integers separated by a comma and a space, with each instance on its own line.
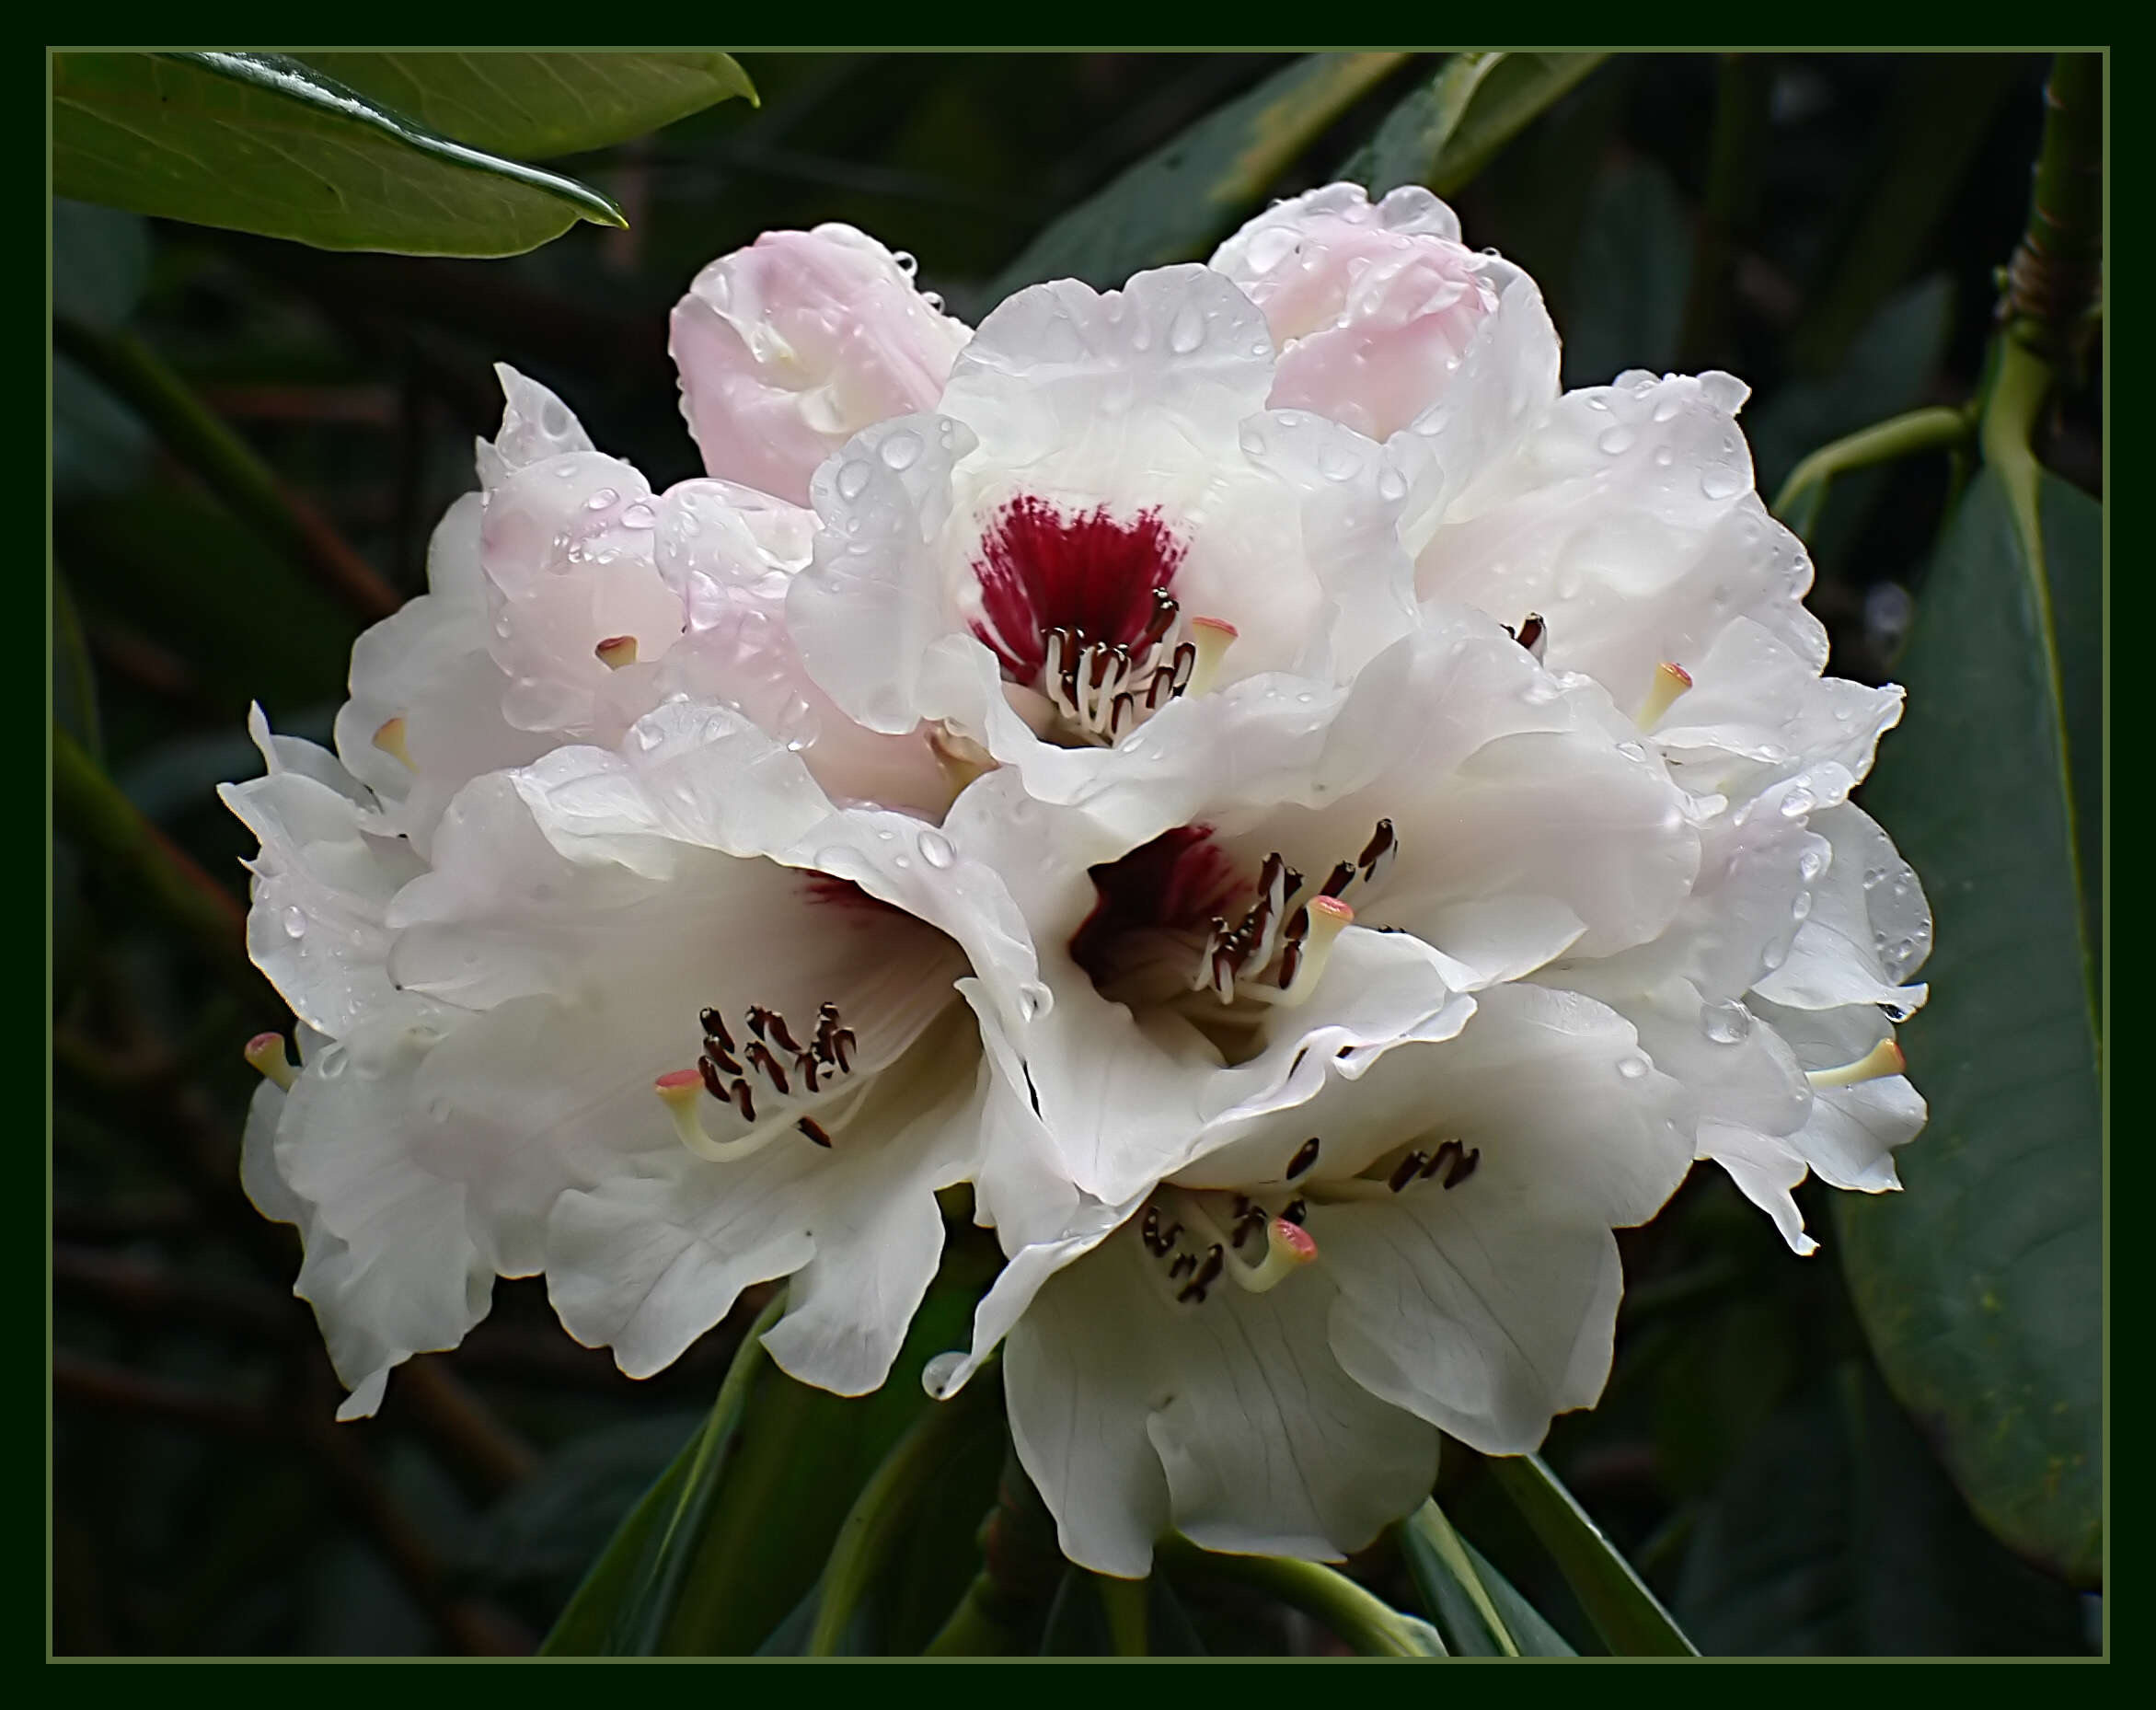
1069, 826, 1239, 986
970, 496, 1188, 681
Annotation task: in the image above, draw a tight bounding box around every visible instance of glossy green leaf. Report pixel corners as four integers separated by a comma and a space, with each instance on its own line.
1483, 1454, 1698, 1655
1559, 156, 1695, 390
1343, 52, 1608, 197
536, 1424, 697, 1655
1676, 1364, 2090, 1654
1458, 1538, 1578, 1657
1397, 1501, 1516, 1656
298, 52, 755, 160
1836, 463, 2102, 1587
985, 52, 1406, 303
52, 52, 625, 257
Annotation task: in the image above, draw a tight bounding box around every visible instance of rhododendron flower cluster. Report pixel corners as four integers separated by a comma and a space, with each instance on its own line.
228, 185, 1929, 1575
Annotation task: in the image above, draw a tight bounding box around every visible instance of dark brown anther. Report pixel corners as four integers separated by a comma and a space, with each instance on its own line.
1178, 1245, 1226, 1303
1281, 1199, 1308, 1226
1138, 586, 1180, 652
1147, 663, 1176, 708
1110, 690, 1136, 735
731, 1078, 757, 1123
830, 1028, 856, 1073
797, 1116, 834, 1149
763, 1011, 805, 1057
744, 1040, 790, 1095
710, 1045, 743, 1077
1388, 1151, 1428, 1193
1443, 1146, 1481, 1190
1320, 861, 1357, 899
1357, 819, 1396, 873
699, 1008, 735, 1054
1276, 940, 1305, 990
1422, 1138, 1461, 1180
745, 1006, 773, 1042
1170, 1253, 1196, 1280
1516, 613, 1546, 657
1231, 1203, 1267, 1248
1287, 1137, 1321, 1180
1089, 646, 1114, 691
798, 1054, 822, 1094
1170, 641, 1196, 694
698, 1056, 729, 1103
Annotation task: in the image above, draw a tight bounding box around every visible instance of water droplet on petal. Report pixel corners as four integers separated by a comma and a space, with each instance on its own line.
836, 461, 872, 501
917, 828, 955, 869
1799, 848, 1827, 882
282, 907, 307, 938
1780, 787, 1816, 818
1616, 1053, 1651, 1080
922, 1350, 965, 1399
619, 502, 656, 529
1701, 467, 1745, 501
585, 486, 619, 512
880, 429, 922, 470
1701, 999, 1753, 1045
1597, 425, 1636, 456
1168, 303, 1206, 354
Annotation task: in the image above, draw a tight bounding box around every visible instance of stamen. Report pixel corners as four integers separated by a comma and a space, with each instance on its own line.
1251, 896, 1353, 1008
244, 1031, 296, 1091
594, 635, 639, 670
1512, 613, 1548, 661
372, 716, 414, 769
1806, 1036, 1906, 1089
1183, 618, 1239, 698
1286, 1138, 1321, 1180
1635, 661, 1694, 728
1356, 819, 1397, 889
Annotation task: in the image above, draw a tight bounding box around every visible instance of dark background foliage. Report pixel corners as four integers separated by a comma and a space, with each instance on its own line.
50, 52, 2100, 1656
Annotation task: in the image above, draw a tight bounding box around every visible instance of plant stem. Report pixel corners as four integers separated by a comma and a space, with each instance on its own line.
52, 725, 257, 994
1772, 406, 1974, 534
52, 315, 399, 621
921, 1574, 1027, 1656
1403, 1500, 1518, 1655
1157, 1536, 1444, 1657
1095, 1573, 1150, 1657
2000, 52, 2102, 354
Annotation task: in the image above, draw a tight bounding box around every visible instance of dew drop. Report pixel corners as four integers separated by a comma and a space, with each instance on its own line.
618, 502, 656, 530
1377, 467, 1408, 502
836, 461, 873, 501
879, 429, 922, 470
1597, 425, 1636, 456
282, 906, 307, 939
1701, 999, 1753, 1046
1798, 848, 1827, 882
1793, 892, 1813, 921
778, 696, 821, 752
1701, 467, 1744, 501
1780, 787, 1816, 818
1168, 304, 1207, 354
584, 486, 619, 512
318, 1046, 348, 1080
1616, 1053, 1651, 1080
917, 828, 956, 869
922, 1350, 965, 1399
892, 249, 918, 278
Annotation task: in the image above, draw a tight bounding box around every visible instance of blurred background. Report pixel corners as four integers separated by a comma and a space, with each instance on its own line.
50, 52, 2101, 1656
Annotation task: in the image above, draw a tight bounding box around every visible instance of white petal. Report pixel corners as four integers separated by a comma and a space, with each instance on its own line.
1752, 803, 1931, 1010
1004, 1231, 1437, 1574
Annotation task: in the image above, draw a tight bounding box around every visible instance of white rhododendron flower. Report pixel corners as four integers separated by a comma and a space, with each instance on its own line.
226, 372, 1034, 1417
225, 179, 1929, 1587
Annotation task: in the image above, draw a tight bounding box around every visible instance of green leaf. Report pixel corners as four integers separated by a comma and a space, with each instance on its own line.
1675, 1364, 2090, 1654
1482, 1454, 1699, 1655
1343, 52, 1608, 197
1458, 1538, 1578, 1657
652, 1252, 992, 1654
985, 52, 1407, 303
1397, 1501, 1516, 1655
1559, 156, 1695, 390
536, 1421, 698, 1655
52, 52, 625, 258
1835, 462, 2102, 1588
298, 52, 755, 160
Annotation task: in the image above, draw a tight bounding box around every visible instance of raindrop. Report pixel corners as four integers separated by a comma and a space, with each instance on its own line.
1168, 303, 1206, 354
585, 486, 619, 512
1597, 425, 1636, 456
1320, 444, 1361, 482
1701, 999, 1753, 1046
917, 828, 956, 868
619, 502, 657, 529
778, 696, 821, 752
922, 1350, 965, 1399
1799, 848, 1827, 882
836, 461, 873, 501
893, 249, 918, 278
282, 907, 307, 939
1377, 468, 1408, 502
1793, 892, 1813, 921
1701, 467, 1744, 501
880, 430, 923, 470
1780, 787, 1816, 818
318, 1046, 348, 1080
1616, 1053, 1650, 1080
1652, 445, 1676, 467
